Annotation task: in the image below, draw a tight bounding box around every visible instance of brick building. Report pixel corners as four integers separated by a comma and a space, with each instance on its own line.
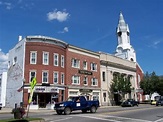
66, 45, 101, 102
6, 36, 101, 108
6, 36, 68, 108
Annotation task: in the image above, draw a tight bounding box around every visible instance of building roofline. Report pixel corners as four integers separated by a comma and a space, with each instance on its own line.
136, 62, 144, 74
26, 35, 68, 46
68, 44, 100, 57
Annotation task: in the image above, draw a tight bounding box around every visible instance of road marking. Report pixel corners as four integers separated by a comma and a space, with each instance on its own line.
101, 106, 162, 115
71, 115, 121, 122
71, 114, 152, 122
154, 118, 163, 122
98, 115, 152, 122
49, 117, 72, 122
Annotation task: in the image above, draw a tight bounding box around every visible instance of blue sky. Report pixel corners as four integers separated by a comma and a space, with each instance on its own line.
0, 0, 163, 76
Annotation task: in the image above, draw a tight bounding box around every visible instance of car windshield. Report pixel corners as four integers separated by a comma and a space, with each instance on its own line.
67, 97, 76, 101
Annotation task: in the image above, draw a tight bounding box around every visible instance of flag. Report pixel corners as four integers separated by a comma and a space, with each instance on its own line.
17, 86, 23, 92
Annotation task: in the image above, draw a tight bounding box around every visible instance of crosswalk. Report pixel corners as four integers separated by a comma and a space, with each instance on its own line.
44, 112, 163, 122
70, 114, 153, 122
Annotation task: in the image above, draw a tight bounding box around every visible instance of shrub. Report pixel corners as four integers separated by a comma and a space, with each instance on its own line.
11, 107, 26, 119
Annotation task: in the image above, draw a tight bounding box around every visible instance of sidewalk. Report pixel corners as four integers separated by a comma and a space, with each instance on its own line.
0, 107, 12, 114
0, 107, 54, 114
0, 104, 149, 114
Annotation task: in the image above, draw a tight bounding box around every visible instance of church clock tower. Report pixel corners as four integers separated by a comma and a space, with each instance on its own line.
115, 12, 136, 62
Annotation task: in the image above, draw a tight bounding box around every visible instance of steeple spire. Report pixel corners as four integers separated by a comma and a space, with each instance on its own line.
117, 12, 129, 33
119, 12, 126, 26
115, 12, 136, 62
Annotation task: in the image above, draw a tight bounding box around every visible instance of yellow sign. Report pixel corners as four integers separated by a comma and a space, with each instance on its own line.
28, 77, 37, 103
30, 77, 37, 89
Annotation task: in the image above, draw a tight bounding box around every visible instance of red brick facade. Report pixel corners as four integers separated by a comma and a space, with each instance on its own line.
136, 64, 145, 102
23, 39, 67, 107
65, 46, 101, 100
22, 38, 101, 107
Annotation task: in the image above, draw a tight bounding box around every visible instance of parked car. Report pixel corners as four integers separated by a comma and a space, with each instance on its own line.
151, 96, 160, 105
121, 99, 139, 107
156, 97, 163, 106
0, 103, 2, 110
54, 96, 100, 115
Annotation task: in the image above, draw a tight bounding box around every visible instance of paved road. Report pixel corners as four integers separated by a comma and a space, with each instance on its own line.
0, 104, 163, 122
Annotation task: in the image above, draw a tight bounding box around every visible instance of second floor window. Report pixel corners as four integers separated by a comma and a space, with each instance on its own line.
91, 78, 98, 86
53, 72, 58, 84
91, 63, 97, 71
43, 52, 49, 65
83, 76, 88, 85
72, 75, 80, 85
54, 53, 59, 66
61, 73, 64, 84
13, 56, 17, 65
83, 61, 87, 70
72, 59, 80, 68
102, 71, 106, 81
42, 71, 48, 83
29, 71, 36, 83
61, 55, 64, 68
30, 51, 37, 64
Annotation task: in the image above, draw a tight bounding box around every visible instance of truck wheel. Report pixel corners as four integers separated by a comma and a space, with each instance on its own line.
56, 110, 62, 115
90, 106, 96, 113
64, 107, 71, 115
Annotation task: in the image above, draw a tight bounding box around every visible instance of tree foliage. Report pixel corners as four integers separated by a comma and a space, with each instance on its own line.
140, 71, 163, 95
111, 73, 132, 99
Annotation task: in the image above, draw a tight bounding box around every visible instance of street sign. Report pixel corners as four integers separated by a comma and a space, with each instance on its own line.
30, 77, 37, 89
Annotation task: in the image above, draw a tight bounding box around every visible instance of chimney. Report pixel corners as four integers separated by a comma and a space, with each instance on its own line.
18, 36, 22, 42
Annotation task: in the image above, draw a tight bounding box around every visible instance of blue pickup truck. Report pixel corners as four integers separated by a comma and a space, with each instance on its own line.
54, 96, 100, 115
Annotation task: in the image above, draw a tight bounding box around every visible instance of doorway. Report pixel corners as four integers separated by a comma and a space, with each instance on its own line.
38, 93, 51, 108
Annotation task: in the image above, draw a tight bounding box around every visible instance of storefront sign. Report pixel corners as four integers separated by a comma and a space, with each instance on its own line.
50, 88, 59, 93
35, 87, 46, 92
34, 87, 59, 93
80, 89, 92, 93
78, 70, 92, 75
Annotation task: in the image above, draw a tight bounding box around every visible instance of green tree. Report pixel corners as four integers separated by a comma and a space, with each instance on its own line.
140, 72, 151, 95
111, 73, 132, 100
140, 71, 161, 95
157, 79, 163, 95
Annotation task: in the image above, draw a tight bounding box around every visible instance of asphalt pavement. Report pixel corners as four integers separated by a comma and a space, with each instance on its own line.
0, 104, 151, 114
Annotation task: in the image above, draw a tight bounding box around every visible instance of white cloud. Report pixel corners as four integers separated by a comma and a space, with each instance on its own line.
58, 27, 69, 33
0, 1, 12, 10
63, 27, 69, 32
0, 49, 8, 74
47, 9, 70, 22
148, 39, 163, 49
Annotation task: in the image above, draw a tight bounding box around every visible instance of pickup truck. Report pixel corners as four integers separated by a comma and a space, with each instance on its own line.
54, 96, 100, 115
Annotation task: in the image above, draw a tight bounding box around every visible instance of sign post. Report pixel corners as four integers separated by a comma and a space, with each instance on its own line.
26, 77, 37, 118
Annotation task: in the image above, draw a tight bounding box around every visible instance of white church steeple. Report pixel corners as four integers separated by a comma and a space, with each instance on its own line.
115, 12, 136, 62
